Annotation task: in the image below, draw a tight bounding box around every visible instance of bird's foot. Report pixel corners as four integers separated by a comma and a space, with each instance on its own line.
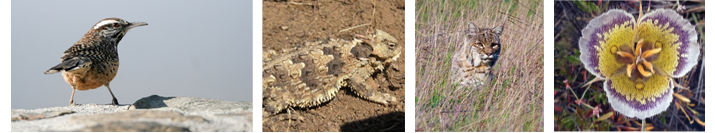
111, 98, 118, 105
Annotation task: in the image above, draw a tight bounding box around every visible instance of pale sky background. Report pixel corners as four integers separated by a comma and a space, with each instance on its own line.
11, 0, 253, 109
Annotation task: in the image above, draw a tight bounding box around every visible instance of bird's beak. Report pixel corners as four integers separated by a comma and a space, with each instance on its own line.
127, 22, 148, 30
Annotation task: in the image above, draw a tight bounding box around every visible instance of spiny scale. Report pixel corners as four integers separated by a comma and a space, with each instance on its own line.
262, 30, 401, 117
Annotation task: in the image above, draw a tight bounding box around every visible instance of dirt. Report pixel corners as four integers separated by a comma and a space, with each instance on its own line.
262, 0, 405, 132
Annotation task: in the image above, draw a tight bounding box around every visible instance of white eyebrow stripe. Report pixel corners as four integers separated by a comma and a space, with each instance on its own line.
93, 20, 119, 29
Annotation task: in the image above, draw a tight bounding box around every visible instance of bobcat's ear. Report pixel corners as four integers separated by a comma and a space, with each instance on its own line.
467, 22, 478, 39
492, 25, 504, 35
468, 22, 477, 32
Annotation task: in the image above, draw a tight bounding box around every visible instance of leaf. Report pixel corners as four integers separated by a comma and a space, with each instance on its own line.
561, 116, 575, 130
602, 1, 610, 14
687, 106, 700, 115
694, 117, 705, 126
621, 126, 639, 131
566, 55, 581, 64
594, 92, 603, 104
575, 1, 593, 13
589, 2, 600, 14
573, 48, 580, 56
673, 93, 691, 103
595, 111, 612, 121
598, 93, 607, 105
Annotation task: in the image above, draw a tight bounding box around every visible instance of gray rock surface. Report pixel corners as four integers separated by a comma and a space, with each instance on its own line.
11, 95, 252, 132
12, 110, 75, 121
79, 121, 190, 132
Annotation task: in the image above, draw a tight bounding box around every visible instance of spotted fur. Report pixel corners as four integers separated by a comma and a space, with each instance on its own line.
450, 22, 503, 87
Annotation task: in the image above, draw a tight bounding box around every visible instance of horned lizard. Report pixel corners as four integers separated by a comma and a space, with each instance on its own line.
262, 30, 402, 118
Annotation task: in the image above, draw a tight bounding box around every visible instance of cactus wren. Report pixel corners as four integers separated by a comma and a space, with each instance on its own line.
44, 18, 147, 105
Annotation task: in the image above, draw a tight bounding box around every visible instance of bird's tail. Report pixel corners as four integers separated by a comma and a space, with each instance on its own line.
44, 58, 90, 74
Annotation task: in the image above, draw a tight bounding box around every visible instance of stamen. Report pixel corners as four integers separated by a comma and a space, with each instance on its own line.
637, 64, 652, 77
635, 39, 644, 56
616, 51, 635, 60
641, 48, 662, 58
642, 61, 654, 74
627, 63, 635, 78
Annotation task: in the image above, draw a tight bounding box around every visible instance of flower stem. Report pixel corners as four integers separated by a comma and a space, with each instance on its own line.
641, 119, 645, 132
566, 82, 594, 109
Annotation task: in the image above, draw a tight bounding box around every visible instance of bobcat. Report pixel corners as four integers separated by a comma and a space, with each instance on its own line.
450, 22, 503, 87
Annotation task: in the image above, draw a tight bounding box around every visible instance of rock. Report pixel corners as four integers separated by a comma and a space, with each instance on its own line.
11, 104, 133, 131
78, 121, 189, 132
132, 95, 253, 131
68, 110, 207, 125
11, 95, 252, 132
11, 110, 75, 121
133, 95, 252, 113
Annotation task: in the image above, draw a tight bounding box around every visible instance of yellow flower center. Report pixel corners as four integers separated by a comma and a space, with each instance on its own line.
614, 39, 662, 80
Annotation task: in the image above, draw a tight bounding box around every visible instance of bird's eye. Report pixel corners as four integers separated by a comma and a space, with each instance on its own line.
113, 23, 119, 27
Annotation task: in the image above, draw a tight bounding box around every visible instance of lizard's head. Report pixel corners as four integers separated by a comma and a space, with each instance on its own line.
356, 30, 402, 60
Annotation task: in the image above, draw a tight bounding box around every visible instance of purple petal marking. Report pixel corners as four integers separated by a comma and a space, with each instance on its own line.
579, 9, 634, 78
603, 79, 673, 119
640, 9, 700, 77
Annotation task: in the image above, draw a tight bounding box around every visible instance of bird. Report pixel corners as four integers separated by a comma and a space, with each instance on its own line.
44, 18, 147, 105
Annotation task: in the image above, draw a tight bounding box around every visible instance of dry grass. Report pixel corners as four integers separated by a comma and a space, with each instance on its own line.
415, 0, 544, 132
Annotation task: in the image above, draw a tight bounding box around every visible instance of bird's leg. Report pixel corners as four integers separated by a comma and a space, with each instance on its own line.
69, 85, 76, 106
105, 84, 118, 105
